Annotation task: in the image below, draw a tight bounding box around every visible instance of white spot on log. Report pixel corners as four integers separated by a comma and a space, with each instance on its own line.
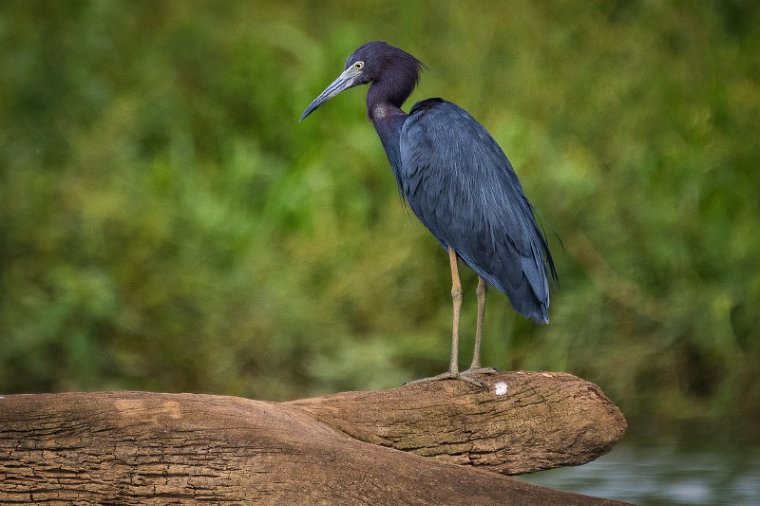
494, 381, 508, 396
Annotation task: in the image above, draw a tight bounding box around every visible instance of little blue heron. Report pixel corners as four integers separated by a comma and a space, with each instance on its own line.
301, 41, 556, 384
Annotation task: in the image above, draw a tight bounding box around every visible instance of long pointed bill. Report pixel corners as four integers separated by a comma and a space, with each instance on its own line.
300, 66, 363, 121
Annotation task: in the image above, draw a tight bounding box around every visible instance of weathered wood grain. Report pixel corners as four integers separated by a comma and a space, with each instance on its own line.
0, 371, 628, 505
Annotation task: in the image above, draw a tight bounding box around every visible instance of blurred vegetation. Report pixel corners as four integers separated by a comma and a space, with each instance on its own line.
1, 1, 758, 436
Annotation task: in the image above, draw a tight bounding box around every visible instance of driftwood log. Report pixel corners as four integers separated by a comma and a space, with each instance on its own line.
0, 371, 628, 505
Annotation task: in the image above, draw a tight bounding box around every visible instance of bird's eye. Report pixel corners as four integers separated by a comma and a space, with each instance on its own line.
353, 61, 364, 70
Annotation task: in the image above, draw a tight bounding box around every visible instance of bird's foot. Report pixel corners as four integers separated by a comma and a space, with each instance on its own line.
462, 366, 499, 376
405, 371, 487, 389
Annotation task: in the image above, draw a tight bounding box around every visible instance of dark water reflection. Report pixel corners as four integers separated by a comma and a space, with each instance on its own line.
522, 435, 760, 505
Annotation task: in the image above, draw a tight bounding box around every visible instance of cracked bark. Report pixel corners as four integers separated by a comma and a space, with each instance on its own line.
0, 371, 628, 505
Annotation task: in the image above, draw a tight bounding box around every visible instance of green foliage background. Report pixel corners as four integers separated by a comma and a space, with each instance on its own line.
1, 1, 758, 435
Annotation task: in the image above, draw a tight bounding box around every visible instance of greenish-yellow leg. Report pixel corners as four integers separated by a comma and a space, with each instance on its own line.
448, 246, 462, 374
470, 276, 487, 370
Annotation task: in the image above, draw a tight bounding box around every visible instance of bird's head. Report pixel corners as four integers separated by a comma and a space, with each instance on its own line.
300, 41, 422, 121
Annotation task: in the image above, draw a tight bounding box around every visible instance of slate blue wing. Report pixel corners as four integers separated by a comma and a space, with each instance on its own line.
398, 99, 556, 323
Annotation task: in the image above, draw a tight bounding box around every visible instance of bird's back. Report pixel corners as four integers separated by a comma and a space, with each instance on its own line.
398, 99, 555, 323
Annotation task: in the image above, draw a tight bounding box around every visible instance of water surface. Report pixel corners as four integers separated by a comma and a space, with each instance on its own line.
523, 436, 760, 505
